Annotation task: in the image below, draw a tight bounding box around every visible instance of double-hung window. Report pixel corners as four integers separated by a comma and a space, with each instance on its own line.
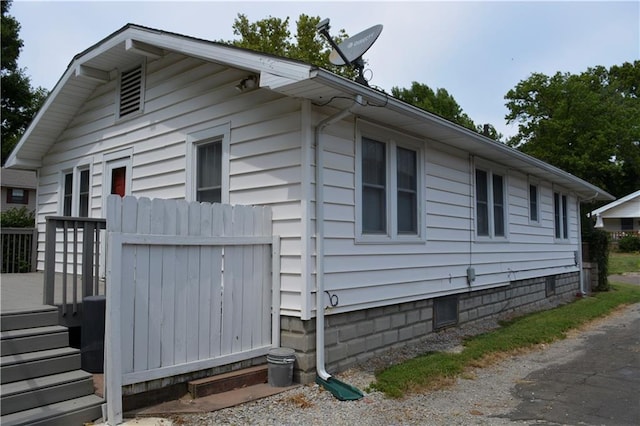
357, 124, 422, 241
554, 191, 569, 240
62, 167, 90, 217
186, 124, 230, 204
475, 167, 506, 238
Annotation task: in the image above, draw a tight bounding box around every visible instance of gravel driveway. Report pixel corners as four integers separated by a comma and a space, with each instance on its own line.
168, 300, 639, 426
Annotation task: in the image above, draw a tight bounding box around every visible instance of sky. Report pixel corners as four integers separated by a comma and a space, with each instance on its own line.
9, 0, 640, 139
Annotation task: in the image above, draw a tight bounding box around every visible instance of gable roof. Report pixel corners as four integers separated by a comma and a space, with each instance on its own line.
591, 190, 640, 218
6, 24, 613, 202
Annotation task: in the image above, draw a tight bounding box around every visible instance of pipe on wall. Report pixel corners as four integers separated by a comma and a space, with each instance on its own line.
314, 95, 362, 381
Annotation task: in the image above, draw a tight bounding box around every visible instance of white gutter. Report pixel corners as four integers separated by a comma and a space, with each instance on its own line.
314, 95, 362, 381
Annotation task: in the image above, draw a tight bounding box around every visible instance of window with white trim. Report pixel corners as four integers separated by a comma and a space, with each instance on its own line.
357, 123, 423, 241
475, 167, 506, 238
62, 167, 90, 217
554, 191, 569, 239
186, 124, 230, 204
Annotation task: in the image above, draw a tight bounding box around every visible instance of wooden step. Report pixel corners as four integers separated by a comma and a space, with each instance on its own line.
0, 394, 103, 426
0, 347, 80, 384
188, 365, 268, 399
1, 370, 95, 415
1, 325, 69, 356
1, 307, 58, 331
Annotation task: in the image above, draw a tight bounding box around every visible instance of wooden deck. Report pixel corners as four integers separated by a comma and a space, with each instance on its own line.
1, 272, 105, 313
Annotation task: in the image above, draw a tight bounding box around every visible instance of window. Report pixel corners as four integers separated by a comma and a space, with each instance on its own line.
186, 124, 229, 204
545, 275, 556, 297
475, 168, 506, 238
357, 124, 422, 241
7, 188, 28, 205
554, 192, 569, 239
529, 184, 539, 222
196, 140, 222, 203
117, 63, 145, 119
62, 167, 90, 217
397, 147, 418, 234
621, 218, 634, 231
434, 295, 459, 329
362, 138, 387, 233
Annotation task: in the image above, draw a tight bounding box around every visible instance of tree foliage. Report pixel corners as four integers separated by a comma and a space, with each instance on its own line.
227, 13, 355, 78
1, 0, 48, 165
505, 62, 640, 198
392, 82, 502, 140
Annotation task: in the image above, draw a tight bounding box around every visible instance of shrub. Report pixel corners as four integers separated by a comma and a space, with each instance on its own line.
581, 214, 609, 291
618, 235, 640, 253
0, 206, 35, 228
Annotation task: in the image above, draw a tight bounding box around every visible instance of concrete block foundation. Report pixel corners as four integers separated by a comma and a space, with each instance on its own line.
282, 272, 580, 384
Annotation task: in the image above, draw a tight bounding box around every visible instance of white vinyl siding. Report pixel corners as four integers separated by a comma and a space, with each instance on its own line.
36, 53, 305, 316
33, 47, 585, 320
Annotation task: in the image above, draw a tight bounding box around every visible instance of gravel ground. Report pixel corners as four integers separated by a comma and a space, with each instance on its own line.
165, 303, 638, 426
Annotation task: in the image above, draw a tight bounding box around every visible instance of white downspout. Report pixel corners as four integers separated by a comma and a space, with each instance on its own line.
314, 95, 362, 381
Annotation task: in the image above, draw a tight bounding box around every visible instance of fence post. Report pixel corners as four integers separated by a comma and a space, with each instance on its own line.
82, 221, 95, 298
43, 218, 57, 305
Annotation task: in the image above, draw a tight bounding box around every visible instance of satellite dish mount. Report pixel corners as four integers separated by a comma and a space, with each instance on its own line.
317, 19, 383, 87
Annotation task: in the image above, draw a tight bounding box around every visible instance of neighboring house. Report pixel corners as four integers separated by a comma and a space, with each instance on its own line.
1, 167, 37, 213
5, 24, 613, 385
591, 190, 640, 238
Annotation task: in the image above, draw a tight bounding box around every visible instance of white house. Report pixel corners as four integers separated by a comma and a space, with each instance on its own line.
6, 24, 613, 388
591, 189, 640, 237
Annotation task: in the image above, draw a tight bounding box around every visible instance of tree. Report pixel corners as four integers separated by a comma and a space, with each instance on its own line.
505, 62, 640, 198
1, 0, 47, 165
227, 13, 355, 79
392, 82, 502, 140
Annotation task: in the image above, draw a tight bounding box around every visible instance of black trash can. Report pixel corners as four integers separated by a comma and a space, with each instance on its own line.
81, 295, 106, 373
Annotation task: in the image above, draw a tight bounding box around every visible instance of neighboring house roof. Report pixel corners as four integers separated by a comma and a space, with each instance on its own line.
5, 23, 613, 201
591, 190, 640, 219
1, 167, 37, 189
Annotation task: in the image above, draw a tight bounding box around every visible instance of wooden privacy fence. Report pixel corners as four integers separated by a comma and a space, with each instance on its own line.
104, 196, 280, 425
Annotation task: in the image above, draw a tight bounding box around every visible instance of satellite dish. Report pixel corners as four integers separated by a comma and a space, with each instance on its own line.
317, 19, 383, 86
328, 24, 383, 66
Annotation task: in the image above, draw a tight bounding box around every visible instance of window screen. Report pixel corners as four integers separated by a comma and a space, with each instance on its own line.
362, 138, 386, 234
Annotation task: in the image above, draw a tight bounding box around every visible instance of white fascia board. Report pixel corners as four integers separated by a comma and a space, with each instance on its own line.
259, 72, 301, 90
309, 69, 614, 202
591, 190, 640, 215
127, 28, 313, 80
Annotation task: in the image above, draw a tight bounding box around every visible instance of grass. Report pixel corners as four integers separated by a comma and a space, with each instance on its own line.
371, 282, 640, 398
608, 251, 640, 275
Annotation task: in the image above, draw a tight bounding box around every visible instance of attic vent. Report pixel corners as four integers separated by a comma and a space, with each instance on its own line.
118, 64, 144, 118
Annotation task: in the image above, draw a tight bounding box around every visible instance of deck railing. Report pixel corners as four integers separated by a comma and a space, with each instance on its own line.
1, 227, 37, 273
44, 216, 107, 315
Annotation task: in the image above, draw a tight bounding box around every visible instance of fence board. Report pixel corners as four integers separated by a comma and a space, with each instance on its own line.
105, 195, 276, 425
